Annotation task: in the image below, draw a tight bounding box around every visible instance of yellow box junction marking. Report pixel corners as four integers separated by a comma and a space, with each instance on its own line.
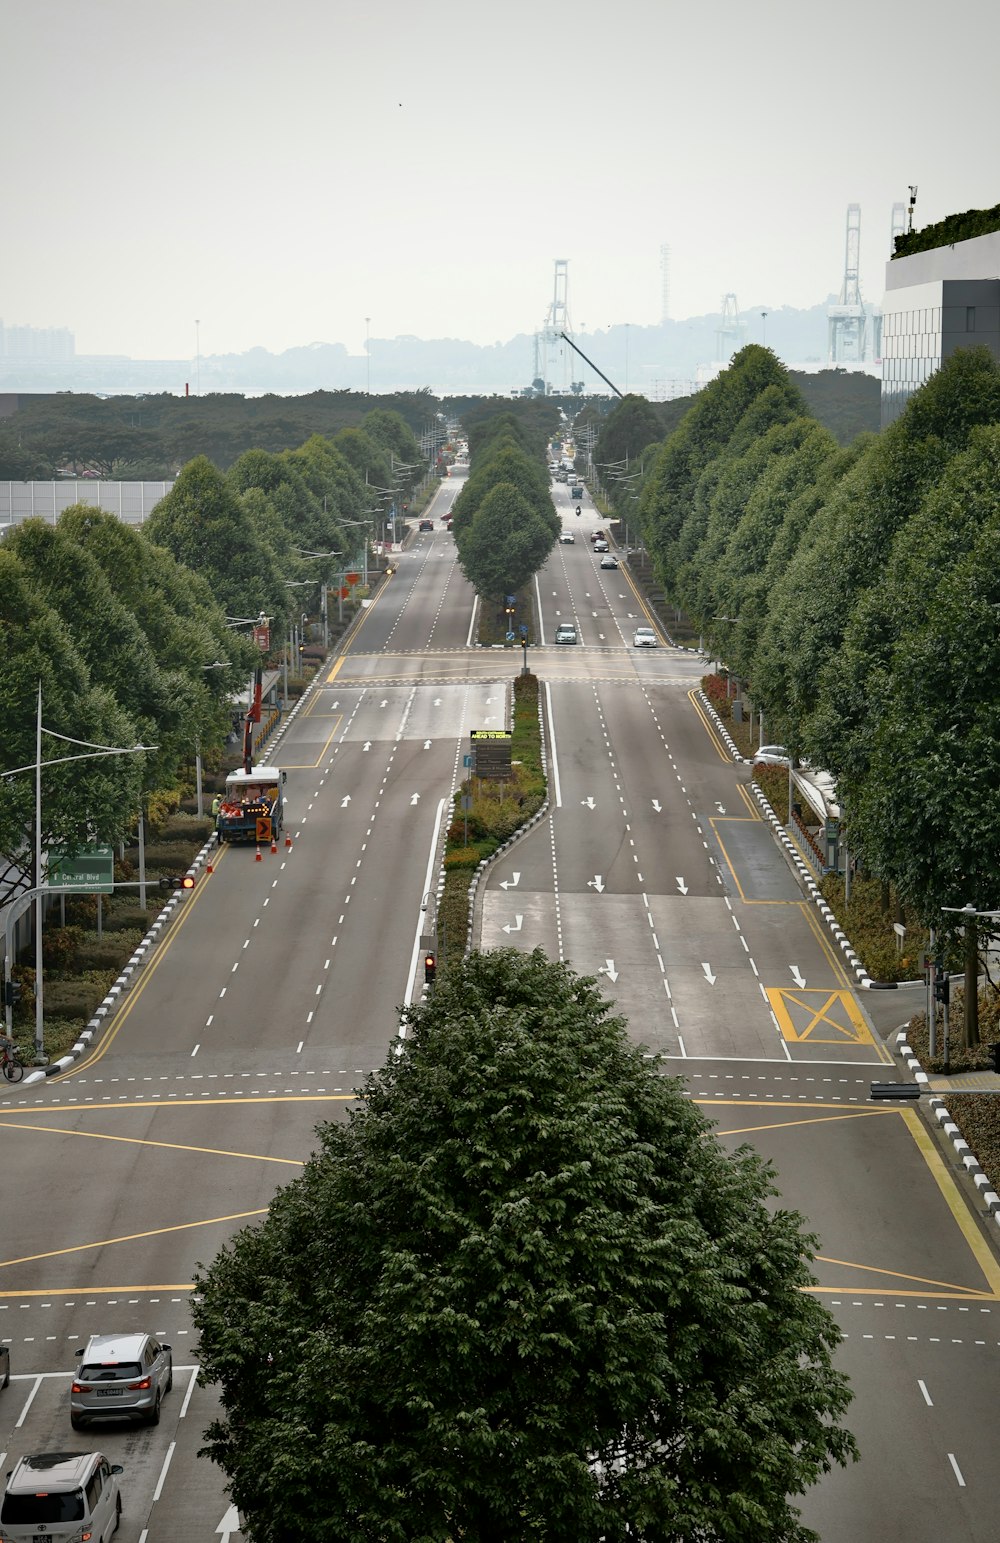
767, 985, 876, 1045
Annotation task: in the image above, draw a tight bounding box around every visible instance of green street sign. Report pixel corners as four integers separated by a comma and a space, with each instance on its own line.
48, 845, 115, 894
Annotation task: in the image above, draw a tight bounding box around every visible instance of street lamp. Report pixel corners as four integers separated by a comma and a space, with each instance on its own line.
0, 682, 155, 1061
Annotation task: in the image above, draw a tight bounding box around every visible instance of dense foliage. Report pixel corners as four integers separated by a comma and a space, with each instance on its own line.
893, 202, 1000, 258
452, 410, 557, 605
194, 947, 856, 1543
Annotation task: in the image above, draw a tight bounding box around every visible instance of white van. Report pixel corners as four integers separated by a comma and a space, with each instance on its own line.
1, 1451, 123, 1542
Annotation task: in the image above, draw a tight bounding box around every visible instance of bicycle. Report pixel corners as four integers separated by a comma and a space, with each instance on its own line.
1, 1041, 24, 1082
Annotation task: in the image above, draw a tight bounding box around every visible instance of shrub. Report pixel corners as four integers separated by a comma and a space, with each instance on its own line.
159, 812, 214, 843
101, 905, 155, 933
77, 936, 141, 972
42, 979, 109, 1020
42, 926, 84, 971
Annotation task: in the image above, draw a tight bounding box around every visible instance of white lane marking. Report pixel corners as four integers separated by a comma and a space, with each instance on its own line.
15, 1376, 42, 1427
918, 1379, 933, 1406
191, 1044, 199, 1057
544, 680, 562, 808
948, 1453, 966, 1487
402, 796, 449, 1018
178, 1366, 198, 1419
153, 1441, 176, 1500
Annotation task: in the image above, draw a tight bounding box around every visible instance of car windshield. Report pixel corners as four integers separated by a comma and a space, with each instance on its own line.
2, 1490, 86, 1524
80, 1361, 142, 1380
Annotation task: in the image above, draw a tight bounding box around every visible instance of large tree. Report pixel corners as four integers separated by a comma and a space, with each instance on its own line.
457, 481, 555, 603
194, 948, 856, 1543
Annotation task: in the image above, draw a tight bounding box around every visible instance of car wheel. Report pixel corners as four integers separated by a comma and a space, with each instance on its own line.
147, 1390, 161, 1426
113, 1491, 122, 1535
71, 1413, 84, 1430
165, 1359, 173, 1394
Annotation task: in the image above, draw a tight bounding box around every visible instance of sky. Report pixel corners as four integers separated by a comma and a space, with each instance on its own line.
3, 0, 999, 362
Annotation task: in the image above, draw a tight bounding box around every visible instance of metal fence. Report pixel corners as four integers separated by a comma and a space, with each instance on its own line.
0, 481, 174, 528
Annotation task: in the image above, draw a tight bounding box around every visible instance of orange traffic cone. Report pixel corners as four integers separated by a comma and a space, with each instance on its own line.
270, 840, 277, 855
285, 834, 292, 848
255, 846, 262, 862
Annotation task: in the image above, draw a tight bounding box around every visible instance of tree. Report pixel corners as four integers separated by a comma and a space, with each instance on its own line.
457, 481, 555, 603
194, 949, 856, 1543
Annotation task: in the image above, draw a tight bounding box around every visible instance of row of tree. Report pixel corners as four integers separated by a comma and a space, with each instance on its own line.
622, 344, 1000, 928
0, 410, 427, 902
0, 389, 440, 480
451, 409, 560, 607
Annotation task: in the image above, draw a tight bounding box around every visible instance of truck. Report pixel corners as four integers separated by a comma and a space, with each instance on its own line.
215, 659, 286, 844
215, 765, 286, 844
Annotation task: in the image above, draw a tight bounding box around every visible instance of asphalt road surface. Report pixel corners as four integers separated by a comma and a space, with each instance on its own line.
1, 470, 997, 1541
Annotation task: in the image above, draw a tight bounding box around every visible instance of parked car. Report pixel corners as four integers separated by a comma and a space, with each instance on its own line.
71, 1331, 172, 1428
559, 531, 575, 544
0, 1343, 8, 1389
1, 1451, 123, 1543
600, 554, 618, 569
554, 623, 578, 644
633, 626, 658, 647
754, 744, 793, 766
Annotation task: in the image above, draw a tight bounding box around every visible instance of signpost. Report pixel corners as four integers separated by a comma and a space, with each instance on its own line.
48, 845, 114, 894
470, 729, 512, 780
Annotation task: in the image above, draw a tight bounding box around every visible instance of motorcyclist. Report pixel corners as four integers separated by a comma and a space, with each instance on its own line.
575, 505, 581, 516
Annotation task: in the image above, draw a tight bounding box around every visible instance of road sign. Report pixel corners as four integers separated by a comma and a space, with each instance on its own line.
506, 631, 515, 642
470, 729, 512, 780
48, 845, 114, 893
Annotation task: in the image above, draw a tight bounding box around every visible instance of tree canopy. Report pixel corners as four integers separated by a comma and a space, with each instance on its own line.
194, 947, 856, 1543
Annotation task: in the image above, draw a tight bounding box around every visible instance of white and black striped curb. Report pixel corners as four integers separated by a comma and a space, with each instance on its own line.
695, 689, 744, 764
895, 1030, 1000, 1227
694, 688, 895, 993
22, 831, 221, 1084
746, 779, 877, 991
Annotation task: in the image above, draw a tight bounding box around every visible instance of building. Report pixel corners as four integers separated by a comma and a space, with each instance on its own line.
881, 229, 1000, 427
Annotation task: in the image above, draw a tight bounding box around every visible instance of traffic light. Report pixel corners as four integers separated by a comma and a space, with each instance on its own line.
424, 952, 437, 985
159, 874, 197, 892
934, 967, 950, 1006
3, 980, 22, 1009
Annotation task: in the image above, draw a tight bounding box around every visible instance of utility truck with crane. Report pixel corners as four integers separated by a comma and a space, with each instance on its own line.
215, 660, 286, 845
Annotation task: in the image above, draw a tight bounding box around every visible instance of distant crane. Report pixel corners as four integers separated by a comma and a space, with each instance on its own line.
715, 294, 745, 360
534, 259, 575, 394
890, 200, 907, 254
828, 204, 867, 363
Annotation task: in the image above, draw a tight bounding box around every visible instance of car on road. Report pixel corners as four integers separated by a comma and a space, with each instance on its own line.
418, 519, 434, 532
71, 1331, 173, 1428
633, 626, 658, 647
1, 1450, 123, 1543
754, 744, 793, 766
589, 530, 605, 543
599, 554, 618, 569
570, 484, 584, 499
559, 531, 575, 543
0, 1344, 8, 1389
593, 539, 609, 552
554, 623, 578, 644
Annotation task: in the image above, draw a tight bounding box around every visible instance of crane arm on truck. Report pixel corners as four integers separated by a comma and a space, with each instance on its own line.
242, 667, 263, 774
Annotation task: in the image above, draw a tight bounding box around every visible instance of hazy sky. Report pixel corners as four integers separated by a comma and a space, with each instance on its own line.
4, 0, 998, 361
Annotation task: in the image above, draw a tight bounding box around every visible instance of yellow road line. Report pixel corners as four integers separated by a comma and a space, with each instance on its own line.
687, 689, 734, 762
0, 1209, 270, 1270
716, 1108, 892, 1136
813, 1254, 995, 1296
0, 1285, 197, 1297
902, 1106, 1000, 1297
807, 1285, 1000, 1300
57, 849, 231, 1079
0, 1120, 304, 1165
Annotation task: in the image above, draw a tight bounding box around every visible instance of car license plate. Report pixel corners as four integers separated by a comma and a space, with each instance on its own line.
96, 1386, 123, 1396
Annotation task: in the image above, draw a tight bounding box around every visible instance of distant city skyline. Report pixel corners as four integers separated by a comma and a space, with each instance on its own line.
6, 0, 997, 364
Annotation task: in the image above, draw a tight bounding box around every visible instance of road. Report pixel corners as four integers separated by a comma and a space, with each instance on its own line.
1, 467, 997, 1541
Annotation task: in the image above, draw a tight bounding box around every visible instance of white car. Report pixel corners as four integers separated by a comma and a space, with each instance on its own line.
633, 627, 658, 647
754, 745, 792, 766
559, 531, 575, 544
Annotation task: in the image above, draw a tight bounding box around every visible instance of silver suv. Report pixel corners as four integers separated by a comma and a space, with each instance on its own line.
1, 1451, 123, 1542
71, 1332, 172, 1428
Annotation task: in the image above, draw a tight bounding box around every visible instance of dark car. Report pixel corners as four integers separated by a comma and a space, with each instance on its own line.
418, 519, 434, 532
0, 1344, 9, 1389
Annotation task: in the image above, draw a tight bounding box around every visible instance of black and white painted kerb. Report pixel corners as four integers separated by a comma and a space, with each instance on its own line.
695, 688, 886, 992
895, 1028, 1000, 1229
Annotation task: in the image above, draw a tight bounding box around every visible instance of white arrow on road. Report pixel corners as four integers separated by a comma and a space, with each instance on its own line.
340, 795, 351, 808
410, 793, 420, 805
380, 699, 388, 708
675, 877, 688, 894
499, 873, 521, 890
424, 740, 432, 749
715, 801, 727, 814
790, 965, 806, 988
588, 875, 605, 893
651, 799, 662, 812
362, 741, 372, 752
701, 962, 717, 985
581, 796, 596, 809
433, 697, 442, 706
599, 958, 619, 983
502, 914, 524, 933
217, 1505, 241, 1541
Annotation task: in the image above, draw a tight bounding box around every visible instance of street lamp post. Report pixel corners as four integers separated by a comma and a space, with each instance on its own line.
0, 683, 155, 1061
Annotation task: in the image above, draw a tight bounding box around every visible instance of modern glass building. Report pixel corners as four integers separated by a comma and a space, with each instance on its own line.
881, 229, 1000, 426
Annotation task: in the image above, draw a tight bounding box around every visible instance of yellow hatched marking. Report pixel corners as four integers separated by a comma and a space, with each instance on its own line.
767, 986, 876, 1045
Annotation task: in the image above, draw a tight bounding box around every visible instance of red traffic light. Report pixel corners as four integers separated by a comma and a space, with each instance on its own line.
424, 952, 437, 984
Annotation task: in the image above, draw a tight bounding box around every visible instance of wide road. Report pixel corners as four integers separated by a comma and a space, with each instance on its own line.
0, 466, 997, 1541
